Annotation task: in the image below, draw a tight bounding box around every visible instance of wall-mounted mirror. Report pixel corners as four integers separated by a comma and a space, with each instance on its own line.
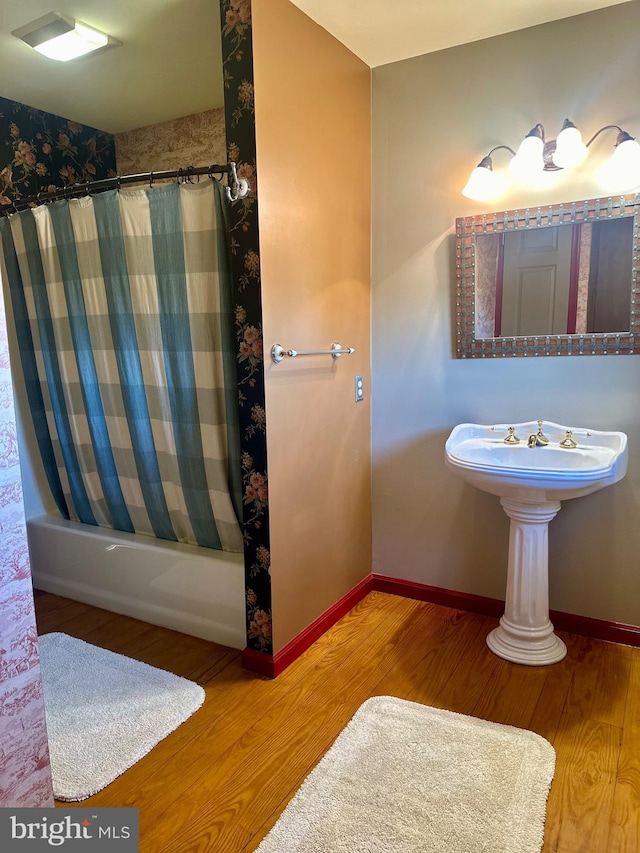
0, 0, 225, 177
455, 195, 640, 357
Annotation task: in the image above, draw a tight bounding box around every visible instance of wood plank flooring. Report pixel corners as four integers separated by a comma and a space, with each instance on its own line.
33, 589, 640, 852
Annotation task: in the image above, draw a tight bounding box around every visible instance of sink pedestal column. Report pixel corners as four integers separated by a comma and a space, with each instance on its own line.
487, 497, 567, 665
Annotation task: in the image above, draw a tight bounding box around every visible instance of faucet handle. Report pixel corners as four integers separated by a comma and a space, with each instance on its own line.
559, 430, 577, 448
503, 426, 521, 444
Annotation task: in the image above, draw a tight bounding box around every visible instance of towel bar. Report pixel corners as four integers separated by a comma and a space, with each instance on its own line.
271, 342, 355, 364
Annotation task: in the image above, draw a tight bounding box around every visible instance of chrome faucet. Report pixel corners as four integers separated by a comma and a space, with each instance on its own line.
527, 421, 549, 448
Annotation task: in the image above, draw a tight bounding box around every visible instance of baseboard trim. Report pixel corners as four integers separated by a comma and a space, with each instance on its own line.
243, 572, 640, 678
372, 575, 505, 618
372, 573, 640, 649
241, 648, 277, 679
548, 609, 640, 648
242, 574, 374, 678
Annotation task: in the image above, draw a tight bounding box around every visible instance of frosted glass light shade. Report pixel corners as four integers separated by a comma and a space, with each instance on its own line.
12, 13, 118, 62
599, 137, 640, 192
34, 22, 108, 60
553, 125, 588, 168
462, 163, 506, 202
510, 135, 545, 180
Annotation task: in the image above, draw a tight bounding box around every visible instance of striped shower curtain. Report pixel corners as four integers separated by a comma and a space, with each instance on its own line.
0, 180, 243, 553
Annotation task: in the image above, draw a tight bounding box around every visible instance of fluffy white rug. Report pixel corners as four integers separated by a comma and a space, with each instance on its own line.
38, 632, 205, 801
257, 695, 555, 853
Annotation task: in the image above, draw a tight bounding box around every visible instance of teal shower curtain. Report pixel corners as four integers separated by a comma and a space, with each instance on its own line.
0, 180, 243, 552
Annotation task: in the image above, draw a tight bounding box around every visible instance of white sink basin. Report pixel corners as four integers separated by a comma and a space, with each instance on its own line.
444, 420, 628, 666
445, 420, 628, 502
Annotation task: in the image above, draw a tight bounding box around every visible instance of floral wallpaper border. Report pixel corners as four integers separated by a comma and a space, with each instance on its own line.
221, 0, 273, 655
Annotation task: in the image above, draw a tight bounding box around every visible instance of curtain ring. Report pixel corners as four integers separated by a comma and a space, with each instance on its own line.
149, 171, 154, 189
116, 176, 121, 192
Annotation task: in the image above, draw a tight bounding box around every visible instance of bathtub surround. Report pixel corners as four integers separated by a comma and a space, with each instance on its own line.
27, 515, 246, 648
0, 268, 53, 806
255, 696, 555, 853
39, 632, 205, 801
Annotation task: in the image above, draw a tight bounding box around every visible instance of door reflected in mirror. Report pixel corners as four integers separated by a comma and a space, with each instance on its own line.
475, 217, 633, 338
455, 195, 640, 358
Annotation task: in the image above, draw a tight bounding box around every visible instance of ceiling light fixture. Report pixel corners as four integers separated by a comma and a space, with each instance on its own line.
12, 12, 120, 62
462, 120, 640, 202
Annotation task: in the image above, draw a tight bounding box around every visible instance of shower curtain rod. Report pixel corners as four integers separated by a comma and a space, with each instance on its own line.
0, 162, 249, 215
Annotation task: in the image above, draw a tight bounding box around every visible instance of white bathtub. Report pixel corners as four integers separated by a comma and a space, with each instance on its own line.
26, 514, 246, 649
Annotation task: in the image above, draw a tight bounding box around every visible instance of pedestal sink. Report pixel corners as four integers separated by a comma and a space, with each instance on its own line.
445, 420, 628, 666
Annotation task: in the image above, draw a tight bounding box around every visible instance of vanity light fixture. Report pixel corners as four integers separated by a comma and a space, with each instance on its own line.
12, 12, 121, 62
462, 120, 640, 202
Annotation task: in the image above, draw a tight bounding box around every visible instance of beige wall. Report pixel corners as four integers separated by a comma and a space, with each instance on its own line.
114, 108, 226, 175
252, 0, 372, 651
372, 1, 640, 625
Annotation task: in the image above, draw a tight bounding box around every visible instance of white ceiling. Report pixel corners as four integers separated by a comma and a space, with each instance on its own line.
0, 1, 634, 135
0, 0, 224, 134
288, 0, 635, 67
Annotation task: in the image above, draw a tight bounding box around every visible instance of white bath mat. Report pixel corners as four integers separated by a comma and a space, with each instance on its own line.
38, 632, 205, 801
257, 695, 555, 853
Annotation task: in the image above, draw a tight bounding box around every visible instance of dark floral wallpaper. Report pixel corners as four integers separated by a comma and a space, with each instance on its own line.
221, 0, 273, 656
0, 96, 115, 206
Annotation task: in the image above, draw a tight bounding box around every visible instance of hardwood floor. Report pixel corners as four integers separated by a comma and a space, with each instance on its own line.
33, 589, 640, 852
